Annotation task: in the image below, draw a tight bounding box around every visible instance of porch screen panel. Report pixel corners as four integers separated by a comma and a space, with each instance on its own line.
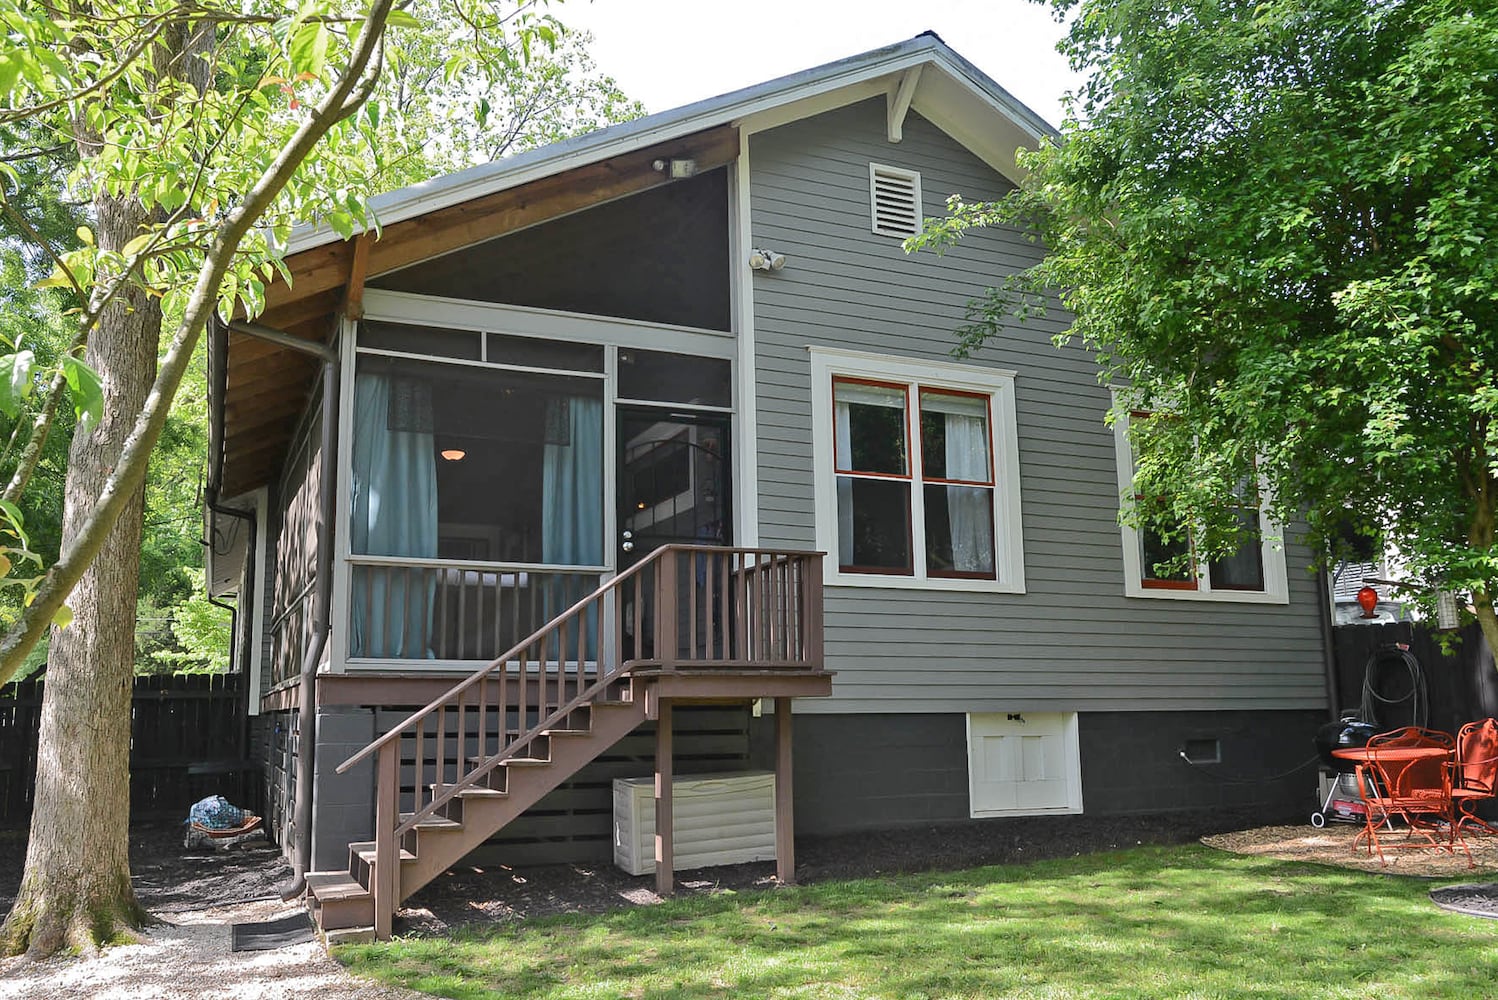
349, 372, 439, 657
349, 350, 605, 660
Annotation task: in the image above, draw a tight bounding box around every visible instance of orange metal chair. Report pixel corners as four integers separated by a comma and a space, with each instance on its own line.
1451, 718, 1498, 837
1354, 727, 1470, 866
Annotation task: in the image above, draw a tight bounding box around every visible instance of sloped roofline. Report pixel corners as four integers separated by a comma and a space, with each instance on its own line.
286, 32, 1058, 257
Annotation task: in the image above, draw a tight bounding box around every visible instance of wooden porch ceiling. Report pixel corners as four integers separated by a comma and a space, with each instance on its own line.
218, 124, 741, 499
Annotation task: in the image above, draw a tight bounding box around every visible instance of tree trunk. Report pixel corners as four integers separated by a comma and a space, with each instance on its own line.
0, 190, 159, 957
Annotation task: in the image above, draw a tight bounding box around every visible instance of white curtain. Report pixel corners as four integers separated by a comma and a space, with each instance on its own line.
922, 390, 994, 576
834, 399, 854, 564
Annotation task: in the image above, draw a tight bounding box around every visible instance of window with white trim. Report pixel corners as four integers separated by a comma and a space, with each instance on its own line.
1112, 407, 1288, 603
811, 349, 1025, 592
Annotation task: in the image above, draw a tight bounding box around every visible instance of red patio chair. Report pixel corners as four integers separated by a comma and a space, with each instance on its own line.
1366, 726, 1454, 792
1354, 727, 1470, 866
1451, 718, 1498, 837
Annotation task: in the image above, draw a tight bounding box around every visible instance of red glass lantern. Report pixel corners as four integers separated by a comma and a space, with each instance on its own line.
1356, 586, 1379, 617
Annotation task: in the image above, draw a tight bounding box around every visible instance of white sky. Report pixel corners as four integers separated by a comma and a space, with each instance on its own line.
555, 0, 1082, 129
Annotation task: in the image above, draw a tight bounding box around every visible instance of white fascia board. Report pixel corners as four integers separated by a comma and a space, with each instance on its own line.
287, 36, 1057, 258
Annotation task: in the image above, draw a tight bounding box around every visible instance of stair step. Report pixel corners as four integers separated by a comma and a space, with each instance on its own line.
351, 842, 417, 865
505, 757, 551, 767
456, 785, 508, 798
401, 813, 462, 831
308, 872, 375, 932
308, 871, 369, 900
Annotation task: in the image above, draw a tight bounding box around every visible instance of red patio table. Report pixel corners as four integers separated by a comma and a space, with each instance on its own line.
1332, 745, 1471, 866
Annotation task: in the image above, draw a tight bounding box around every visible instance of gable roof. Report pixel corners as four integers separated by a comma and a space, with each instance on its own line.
214, 32, 1057, 500
285, 31, 1054, 260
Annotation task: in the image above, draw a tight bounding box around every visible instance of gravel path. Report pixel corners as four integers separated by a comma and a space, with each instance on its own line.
0, 897, 421, 1000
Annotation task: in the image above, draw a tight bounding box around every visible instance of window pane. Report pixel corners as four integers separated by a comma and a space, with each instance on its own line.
924, 484, 995, 577
351, 356, 603, 566
361, 320, 481, 360
1208, 508, 1265, 590
920, 389, 990, 482
1140, 523, 1195, 587
836, 476, 911, 572
487, 333, 603, 372
834, 381, 907, 474
618, 349, 731, 406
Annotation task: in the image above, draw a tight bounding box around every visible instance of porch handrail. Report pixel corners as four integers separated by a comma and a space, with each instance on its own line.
338, 542, 824, 787
337, 544, 669, 778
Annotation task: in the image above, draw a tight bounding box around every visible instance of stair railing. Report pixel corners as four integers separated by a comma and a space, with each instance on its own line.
334, 544, 823, 936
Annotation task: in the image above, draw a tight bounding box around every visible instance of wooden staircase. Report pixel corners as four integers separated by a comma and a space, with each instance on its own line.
308, 683, 647, 936
313, 545, 828, 940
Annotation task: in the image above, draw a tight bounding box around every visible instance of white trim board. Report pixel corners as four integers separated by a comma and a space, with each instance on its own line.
361, 290, 735, 357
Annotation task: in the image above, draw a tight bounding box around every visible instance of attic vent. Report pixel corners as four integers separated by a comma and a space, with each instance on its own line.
869, 163, 922, 238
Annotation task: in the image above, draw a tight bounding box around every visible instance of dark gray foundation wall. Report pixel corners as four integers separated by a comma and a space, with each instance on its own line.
275, 703, 757, 871
749, 708, 1325, 836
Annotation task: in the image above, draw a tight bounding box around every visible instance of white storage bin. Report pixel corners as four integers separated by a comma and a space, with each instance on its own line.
613, 770, 776, 875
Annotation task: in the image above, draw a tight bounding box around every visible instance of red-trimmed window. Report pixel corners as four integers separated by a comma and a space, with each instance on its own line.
833, 379, 997, 579
1129, 410, 1265, 593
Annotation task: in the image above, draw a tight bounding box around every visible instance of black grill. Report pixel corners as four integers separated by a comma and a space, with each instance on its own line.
1315, 718, 1379, 772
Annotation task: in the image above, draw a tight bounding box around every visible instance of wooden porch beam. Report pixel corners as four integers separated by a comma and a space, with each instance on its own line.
342, 232, 374, 320
263, 125, 740, 312
774, 697, 795, 884
655, 699, 674, 897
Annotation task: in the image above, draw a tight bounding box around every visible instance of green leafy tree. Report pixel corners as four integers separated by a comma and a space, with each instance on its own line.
380, 21, 644, 177
0, 0, 562, 957
918, 0, 1498, 661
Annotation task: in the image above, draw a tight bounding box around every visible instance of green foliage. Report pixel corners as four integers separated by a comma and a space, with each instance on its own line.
917, 0, 1498, 646
0, 0, 591, 684
375, 20, 645, 180
338, 846, 1498, 999
138, 570, 231, 673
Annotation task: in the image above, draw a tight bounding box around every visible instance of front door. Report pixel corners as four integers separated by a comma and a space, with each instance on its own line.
616, 408, 730, 565
615, 408, 731, 660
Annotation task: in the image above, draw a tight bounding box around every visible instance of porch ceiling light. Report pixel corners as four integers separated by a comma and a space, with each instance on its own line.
440, 449, 467, 462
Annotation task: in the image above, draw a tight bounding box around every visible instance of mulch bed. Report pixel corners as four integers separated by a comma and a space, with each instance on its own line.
1429, 884, 1498, 918
0, 822, 289, 918
1201, 821, 1498, 878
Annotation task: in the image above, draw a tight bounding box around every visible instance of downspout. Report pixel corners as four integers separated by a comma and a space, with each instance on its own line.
216, 316, 340, 900
1316, 568, 1341, 721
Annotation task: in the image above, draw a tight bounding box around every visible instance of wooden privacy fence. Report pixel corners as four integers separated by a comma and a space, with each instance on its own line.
0, 672, 256, 826
1332, 621, 1498, 735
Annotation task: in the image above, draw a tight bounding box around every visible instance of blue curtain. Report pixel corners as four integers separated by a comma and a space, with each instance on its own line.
350, 373, 439, 657
541, 395, 603, 659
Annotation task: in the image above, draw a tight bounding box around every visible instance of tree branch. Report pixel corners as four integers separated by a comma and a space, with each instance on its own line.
0, 0, 399, 685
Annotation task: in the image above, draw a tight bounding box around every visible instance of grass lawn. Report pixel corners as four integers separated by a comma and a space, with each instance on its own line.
336, 845, 1498, 999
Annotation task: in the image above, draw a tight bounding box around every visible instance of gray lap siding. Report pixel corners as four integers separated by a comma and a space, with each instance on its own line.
747, 98, 1326, 715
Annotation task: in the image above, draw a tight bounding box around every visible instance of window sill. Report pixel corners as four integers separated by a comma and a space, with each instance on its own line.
1124, 583, 1288, 605
828, 571, 1026, 595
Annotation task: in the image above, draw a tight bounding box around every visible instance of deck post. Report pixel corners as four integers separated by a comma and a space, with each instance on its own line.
774, 696, 795, 884
655, 699, 674, 896
373, 742, 398, 940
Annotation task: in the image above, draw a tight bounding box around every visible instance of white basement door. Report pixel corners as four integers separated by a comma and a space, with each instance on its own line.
967, 712, 1083, 817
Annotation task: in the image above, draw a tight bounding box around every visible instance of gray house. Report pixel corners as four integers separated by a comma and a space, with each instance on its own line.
206, 33, 1329, 939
